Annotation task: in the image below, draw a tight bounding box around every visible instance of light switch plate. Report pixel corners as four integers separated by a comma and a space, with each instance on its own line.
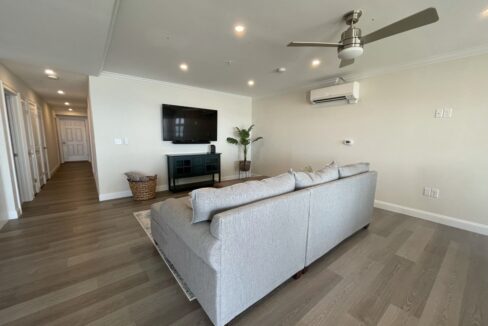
431, 188, 440, 198
423, 187, 432, 197
124, 137, 129, 145
114, 138, 122, 145
443, 108, 453, 118
434, 109, 443, 118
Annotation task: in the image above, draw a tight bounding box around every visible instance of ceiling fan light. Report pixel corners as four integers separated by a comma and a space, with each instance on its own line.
338, 47, 363, 60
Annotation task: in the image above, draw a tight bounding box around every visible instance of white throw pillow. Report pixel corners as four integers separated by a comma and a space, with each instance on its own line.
338, 162, 370, 178
189, 172, 295, 223
292, 161, 339, 189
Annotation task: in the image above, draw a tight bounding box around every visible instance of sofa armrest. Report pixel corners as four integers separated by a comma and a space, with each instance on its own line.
209, 190, 310, 324
151, 198, 221, 270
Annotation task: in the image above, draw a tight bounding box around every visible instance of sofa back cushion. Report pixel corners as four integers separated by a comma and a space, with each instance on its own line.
338, 162, 370, 178
292, 162, 339, 189
190, 172, 295, 223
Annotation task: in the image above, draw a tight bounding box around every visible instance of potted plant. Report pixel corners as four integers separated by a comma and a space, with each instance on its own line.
227, 125, 263, 172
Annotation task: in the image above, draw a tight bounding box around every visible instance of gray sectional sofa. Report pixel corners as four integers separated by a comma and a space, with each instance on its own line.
151, 163, 377, 326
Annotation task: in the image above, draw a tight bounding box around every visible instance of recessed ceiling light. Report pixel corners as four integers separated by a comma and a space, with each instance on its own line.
64, 102, 70, 106
277, 67, 287, 73
234, 24, 245, 33
68, 108, 73, 112
179, 63, 188, 71
44, 69, 55, 75
57, 90, 65, 95
311, 59, 321, 67
482, 8, 488, 17
47, 75, 59, 80
248, 80, 255, 87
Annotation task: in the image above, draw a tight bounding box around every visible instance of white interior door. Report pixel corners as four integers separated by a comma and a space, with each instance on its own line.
29, 104, 46, 185
39, 109, 50, 179
4, 93, 25, 202
59, 118, 89, 162
22, 101, 40, 193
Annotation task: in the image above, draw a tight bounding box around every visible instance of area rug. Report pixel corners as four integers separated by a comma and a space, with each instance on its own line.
133, 210, 196, 301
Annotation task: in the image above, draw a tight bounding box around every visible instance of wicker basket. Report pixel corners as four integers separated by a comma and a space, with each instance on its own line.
128, 175, 157, 201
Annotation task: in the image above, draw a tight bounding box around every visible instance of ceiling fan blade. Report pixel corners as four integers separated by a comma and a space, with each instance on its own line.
339, 59, 354, 68
287, 41, 341, 48
362, 7, 439, 44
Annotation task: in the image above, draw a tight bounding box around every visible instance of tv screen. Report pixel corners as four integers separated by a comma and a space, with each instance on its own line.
162, 104, 217, 143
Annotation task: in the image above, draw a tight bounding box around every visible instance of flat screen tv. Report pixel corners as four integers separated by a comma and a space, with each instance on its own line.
162, 104, 217, 143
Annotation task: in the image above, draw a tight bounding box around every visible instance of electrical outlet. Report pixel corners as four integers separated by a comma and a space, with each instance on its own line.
431, 188, 440, 198
423, 187, 432, 197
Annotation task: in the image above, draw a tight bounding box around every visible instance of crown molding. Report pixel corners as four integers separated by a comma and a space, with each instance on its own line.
98, 71, 252, 101
256, 44, 488, 100
100, 45, 488, 101
97, 0, 120, 74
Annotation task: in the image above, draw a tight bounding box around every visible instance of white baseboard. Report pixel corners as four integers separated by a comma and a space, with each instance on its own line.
99, 190, 133, 201
50, 164, 60, 176
8, 210, 19, 219
98, 174, 243, 202
374, 200, 488, 236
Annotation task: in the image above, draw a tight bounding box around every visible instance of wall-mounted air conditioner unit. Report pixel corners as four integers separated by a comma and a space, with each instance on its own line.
310, 81, 360, 105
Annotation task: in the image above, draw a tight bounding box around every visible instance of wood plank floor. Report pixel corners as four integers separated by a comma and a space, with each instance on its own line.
0, 162, 487, 325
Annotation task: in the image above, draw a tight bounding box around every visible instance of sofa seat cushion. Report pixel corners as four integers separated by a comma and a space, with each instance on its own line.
189, 172, 295, 223
292, 162, 339, 189
339, 162, 370, 178
151, 197, 221, 270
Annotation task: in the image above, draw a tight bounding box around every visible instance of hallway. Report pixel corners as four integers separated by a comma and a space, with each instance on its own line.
21, 162, 99, 218
0, 162, 202, 325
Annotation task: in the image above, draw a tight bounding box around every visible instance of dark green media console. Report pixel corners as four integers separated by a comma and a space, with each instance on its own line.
166, 153, 221, 192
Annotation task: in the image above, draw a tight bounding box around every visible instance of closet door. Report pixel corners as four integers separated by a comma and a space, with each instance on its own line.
22, 101, 40, 193
29, 104, 46, 185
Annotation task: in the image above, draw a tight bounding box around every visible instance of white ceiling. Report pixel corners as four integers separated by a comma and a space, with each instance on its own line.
1, 0, 488, 102
104, 0, 488, 97
0, 0, 117, 75
1, 59, 88, 109
0, 0, 117, 109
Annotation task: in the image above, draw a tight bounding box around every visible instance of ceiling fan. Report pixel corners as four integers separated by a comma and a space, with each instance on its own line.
287, 7, 439, 68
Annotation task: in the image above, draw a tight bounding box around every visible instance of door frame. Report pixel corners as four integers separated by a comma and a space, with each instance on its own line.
23, 100, 41, 193
56, 115, 91, 163
38, 106, 51, 179
28, 102, 47, 185
4, 90, 36, 203
0, 81, 22, 218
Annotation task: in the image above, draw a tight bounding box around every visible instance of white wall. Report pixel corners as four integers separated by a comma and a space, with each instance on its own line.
252, 54, 488, 230
0, 63, 59, 220
0, 63, 60, 173
89, 73, 252, 200
0, 165, 8, 229
86, 96, 98, 191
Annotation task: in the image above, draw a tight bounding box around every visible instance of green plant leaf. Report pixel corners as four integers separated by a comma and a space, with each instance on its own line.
226, 137, 238, 144
239, 129, 250, 139
252, 136, 263, 143
247, 124, 255, 132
